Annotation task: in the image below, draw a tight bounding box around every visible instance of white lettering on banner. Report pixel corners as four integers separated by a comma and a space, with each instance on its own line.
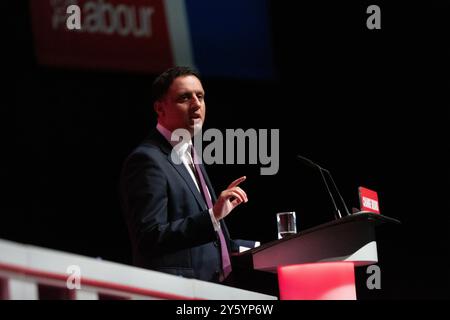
51, 0, 75, 30
363, 197, 379, 211
372, 200, 379, 211
51, 0, 155, 37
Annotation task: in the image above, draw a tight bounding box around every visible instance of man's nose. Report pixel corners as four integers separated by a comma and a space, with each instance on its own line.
190, 96, 202, 109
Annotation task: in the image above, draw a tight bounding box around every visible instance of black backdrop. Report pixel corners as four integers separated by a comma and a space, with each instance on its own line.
3, 1, 449, 299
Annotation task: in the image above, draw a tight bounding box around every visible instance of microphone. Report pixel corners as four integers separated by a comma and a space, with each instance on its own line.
296, 155, 351, 219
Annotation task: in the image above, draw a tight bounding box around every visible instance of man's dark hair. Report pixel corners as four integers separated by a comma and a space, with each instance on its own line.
152, 66, 201, 102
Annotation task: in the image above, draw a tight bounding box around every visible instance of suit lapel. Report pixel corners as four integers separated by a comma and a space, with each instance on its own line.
164, 133, 231, 242
146, 129, 210, 211
167, 152, 208, 210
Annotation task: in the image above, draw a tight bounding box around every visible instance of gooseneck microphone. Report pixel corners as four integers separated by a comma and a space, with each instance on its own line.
296, 155, 351, 219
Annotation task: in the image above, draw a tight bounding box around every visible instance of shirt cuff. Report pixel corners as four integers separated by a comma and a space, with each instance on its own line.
208, 208, 221, 232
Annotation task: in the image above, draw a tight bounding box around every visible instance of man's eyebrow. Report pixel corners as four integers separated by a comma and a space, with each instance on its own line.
176, 91, 190, 97
177, 90, 204, 96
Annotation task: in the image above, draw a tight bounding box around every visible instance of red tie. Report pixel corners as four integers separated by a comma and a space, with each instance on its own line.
189, 146, 232, 281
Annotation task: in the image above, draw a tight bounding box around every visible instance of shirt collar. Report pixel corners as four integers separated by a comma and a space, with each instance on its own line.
156, 123, 192, 157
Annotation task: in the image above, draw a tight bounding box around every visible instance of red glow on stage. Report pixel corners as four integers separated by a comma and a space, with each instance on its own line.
278, 262, 356, 300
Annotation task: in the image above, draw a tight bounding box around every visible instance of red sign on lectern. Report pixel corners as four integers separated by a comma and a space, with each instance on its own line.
358, 187, 380, 214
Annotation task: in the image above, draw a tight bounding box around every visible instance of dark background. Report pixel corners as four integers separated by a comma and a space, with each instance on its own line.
3, 1, 449, 299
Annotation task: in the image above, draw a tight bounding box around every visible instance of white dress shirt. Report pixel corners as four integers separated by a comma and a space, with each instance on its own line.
156, 123, 221, 231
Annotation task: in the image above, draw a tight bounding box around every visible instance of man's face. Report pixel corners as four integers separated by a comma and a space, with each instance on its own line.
155, 75, 205, 136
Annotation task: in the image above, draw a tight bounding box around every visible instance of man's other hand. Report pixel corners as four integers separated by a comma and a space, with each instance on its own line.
213, 176, 248, 220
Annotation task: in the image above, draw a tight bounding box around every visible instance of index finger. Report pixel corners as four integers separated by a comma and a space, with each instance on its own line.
227, 176, 246, 189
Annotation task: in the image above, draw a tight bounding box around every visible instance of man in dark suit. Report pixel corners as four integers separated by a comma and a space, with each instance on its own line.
120, 66, 256, 283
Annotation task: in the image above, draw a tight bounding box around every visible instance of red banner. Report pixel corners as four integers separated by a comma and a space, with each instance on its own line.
30, 0, 174, 72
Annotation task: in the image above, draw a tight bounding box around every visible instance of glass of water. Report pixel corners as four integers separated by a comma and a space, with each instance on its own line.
277, 211, 297, 239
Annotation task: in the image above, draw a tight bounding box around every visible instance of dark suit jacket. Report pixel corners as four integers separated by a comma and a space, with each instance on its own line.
120, 129, 254, 282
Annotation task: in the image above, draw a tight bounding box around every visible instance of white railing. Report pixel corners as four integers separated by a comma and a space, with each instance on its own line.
0, 239, 276, 300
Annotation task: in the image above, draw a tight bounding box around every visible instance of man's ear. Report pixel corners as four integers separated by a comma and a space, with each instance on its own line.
154, 100, 164, 117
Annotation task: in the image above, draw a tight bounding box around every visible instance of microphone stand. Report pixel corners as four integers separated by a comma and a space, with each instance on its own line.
297, 155, 351, 220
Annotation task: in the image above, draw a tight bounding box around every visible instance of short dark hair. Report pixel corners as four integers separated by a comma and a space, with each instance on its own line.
151, 66, 201, 102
